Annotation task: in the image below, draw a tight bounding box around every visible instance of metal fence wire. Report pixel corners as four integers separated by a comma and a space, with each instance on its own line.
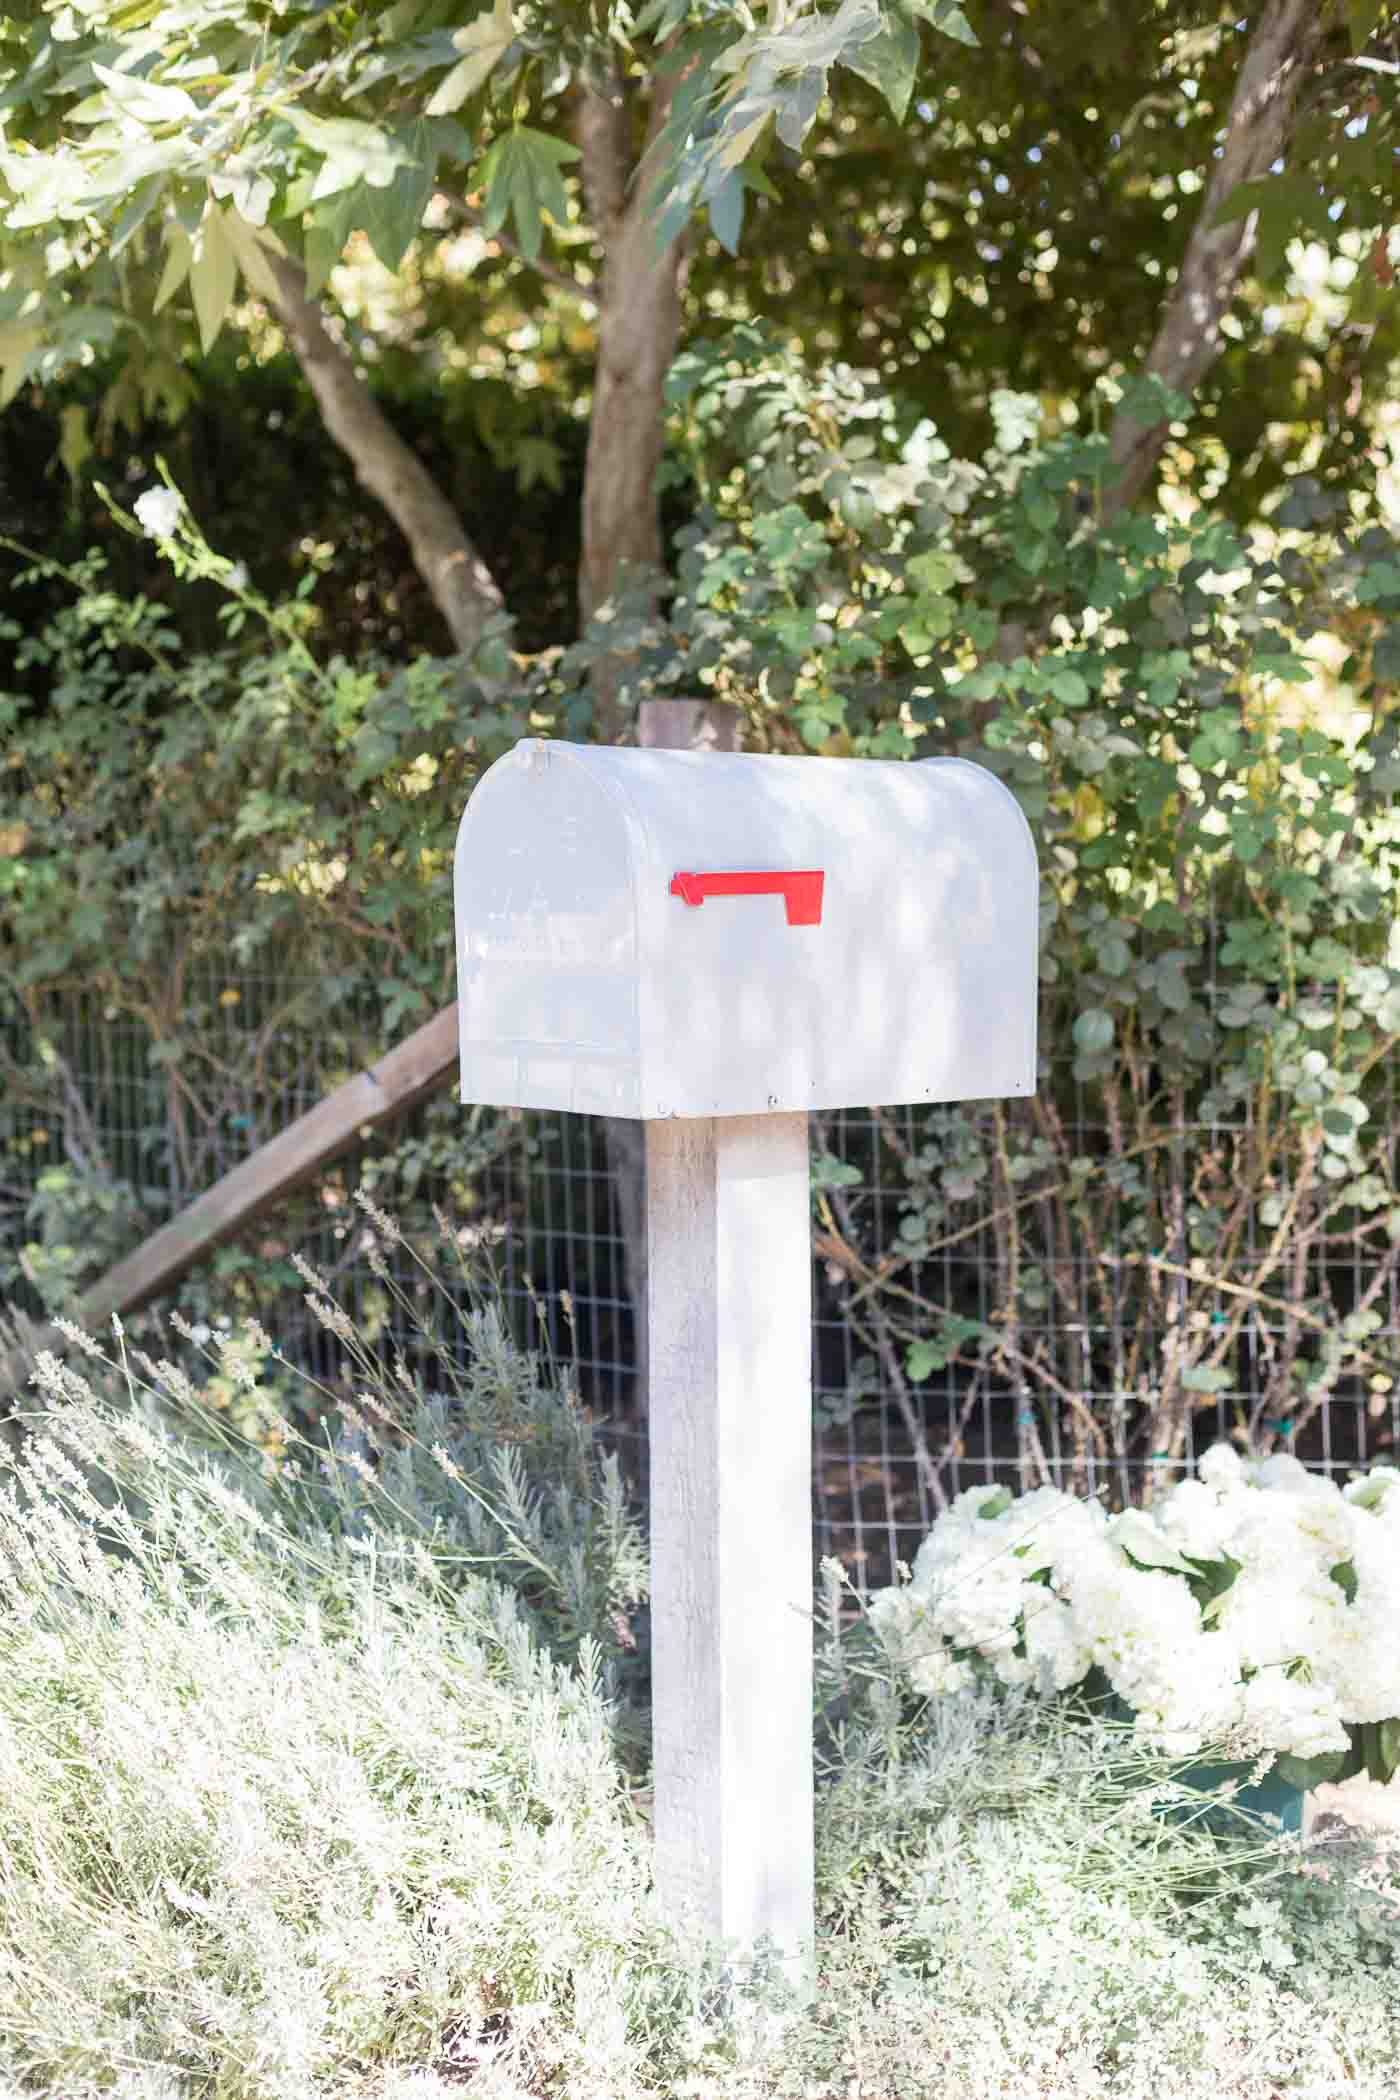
4, 977, 1399, 1592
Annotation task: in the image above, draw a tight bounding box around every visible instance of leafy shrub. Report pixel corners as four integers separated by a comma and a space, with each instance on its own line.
10, 335, 1400, 1501
0, 519, 526, 1315
621, 327, 1400, 1492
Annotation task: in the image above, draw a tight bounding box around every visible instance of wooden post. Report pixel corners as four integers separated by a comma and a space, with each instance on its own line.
638, 697, 740, 757
646, 1110, 814, 1982
608, 698, 740, 1418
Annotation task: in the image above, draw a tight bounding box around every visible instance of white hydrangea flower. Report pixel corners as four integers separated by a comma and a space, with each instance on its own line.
134, 485, 183, 538
1009, 1489, 1107, 1578
1247, 1451, 1336, 1498
1238, 1666, 1349, 1761
876, 1443, 1400, 1763
1073, 1564, 1241, 1753
1021, 1592, 1093, 1692
1154, 1477, 1239, 1562
1197, 1441, 1246, 1491
1214, 1567, 1344, 1677
928, 1550, 1027, 1655
908, 1648, 975, 1697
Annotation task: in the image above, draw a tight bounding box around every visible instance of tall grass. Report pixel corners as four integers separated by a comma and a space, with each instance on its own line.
0, 1227, 1397, 2098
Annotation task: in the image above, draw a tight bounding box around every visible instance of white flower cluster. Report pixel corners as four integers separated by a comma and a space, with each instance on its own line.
868, 1446, 1400, 1763
133, 484, 183, 539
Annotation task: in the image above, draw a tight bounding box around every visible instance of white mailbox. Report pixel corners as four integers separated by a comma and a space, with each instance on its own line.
453, 734, 1038, 1990
454, 740, 1037, 1119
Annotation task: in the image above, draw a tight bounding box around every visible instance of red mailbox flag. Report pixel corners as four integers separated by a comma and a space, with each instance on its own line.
669, 869, 825, 927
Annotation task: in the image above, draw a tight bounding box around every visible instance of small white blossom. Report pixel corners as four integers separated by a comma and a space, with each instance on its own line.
133, 485, 183, 539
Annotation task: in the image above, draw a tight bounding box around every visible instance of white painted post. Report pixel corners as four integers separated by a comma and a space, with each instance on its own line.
646, 1110, 815, 1982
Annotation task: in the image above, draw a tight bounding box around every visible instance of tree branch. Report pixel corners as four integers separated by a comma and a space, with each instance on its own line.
263, 250, 507, 659
1105, 0, 1330, 518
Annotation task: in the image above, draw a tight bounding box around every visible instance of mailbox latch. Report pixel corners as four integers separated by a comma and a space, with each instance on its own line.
669, 869, 825, 927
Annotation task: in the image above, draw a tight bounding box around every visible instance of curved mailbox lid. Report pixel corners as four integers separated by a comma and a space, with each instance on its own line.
455, 740, 1038, 1120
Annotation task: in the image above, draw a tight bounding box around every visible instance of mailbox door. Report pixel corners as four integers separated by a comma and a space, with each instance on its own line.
455, 745, 644, 1115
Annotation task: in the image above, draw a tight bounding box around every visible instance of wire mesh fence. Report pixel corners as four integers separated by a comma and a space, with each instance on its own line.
5, 975, 1399, 1592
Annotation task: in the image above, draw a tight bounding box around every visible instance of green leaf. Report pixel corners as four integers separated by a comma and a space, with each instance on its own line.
478, 126, 580, 264
812, 1151, 862, 1189
720, 0, 882, 80
1180, 1365, 1231, 1393
58, 401, 90, 485
1253, 650, 1309, 683
1212, 172, 1326, 285
1275, 1749, 1348, 1790
286, 109, 417, 199
1380, 1716, 1400, 1785
88, 61, 197, 128
108, 174, 164, 257
512, 435, 563, 493
360, 155, 434, 271
426, 0, 514, 115
222, 206, 284, 303
1352, 1719, 1400, 1786
899, 592, 955, 654
839, 5, 920, 122
189, 204, 237, 352
632, 0, 692, 32
1072, 1007, 1114, 1053
302, 217, 340, 301
1347, 0, 1384, 53
1190, 1552, 1242, 1621
1108, 1511, 1197, 1576
707, 166, 745, 254
1049, 668, 1089, 708
1329, 1558, 1359, 1603
716, 108, 774, 174
1210, 175, 1279, 230
153, 221, 192, 312
907, 550, 959, 592
906, 0, 978, 44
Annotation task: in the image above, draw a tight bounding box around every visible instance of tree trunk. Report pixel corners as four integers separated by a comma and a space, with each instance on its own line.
265, 251, 507, 658
576, 65, 690, 739
1104, 0, 1329, 518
